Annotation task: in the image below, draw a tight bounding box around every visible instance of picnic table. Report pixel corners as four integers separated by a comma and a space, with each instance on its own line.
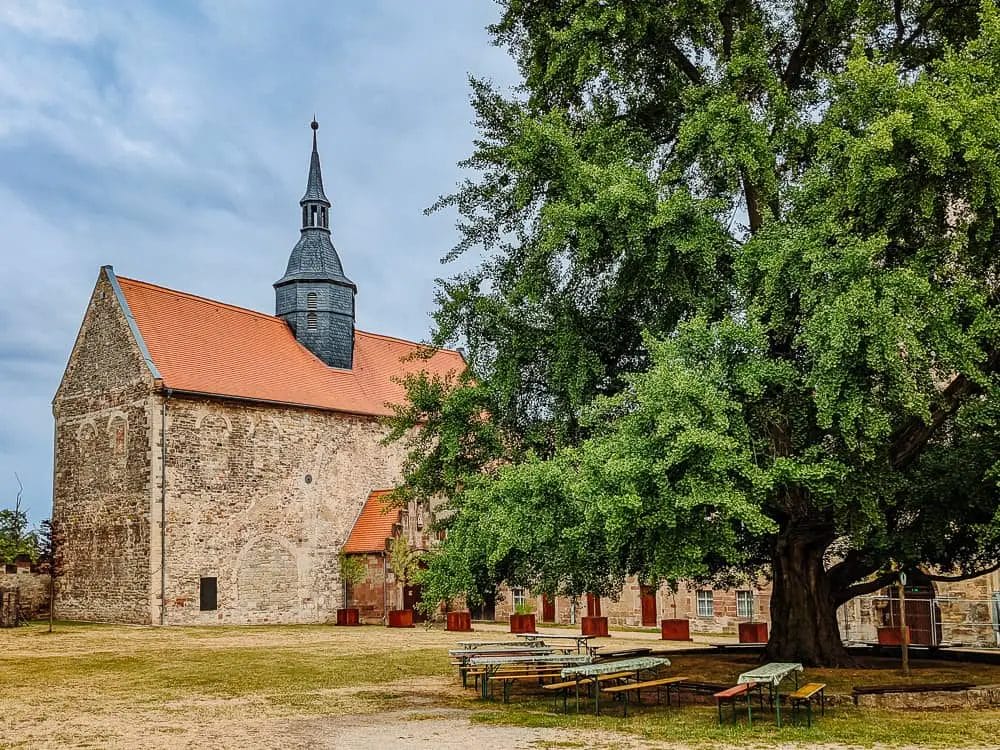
515, 632, 598, 655
457, 638, 543, 649
560, 656, 670, 714
737, 662, 803, 726
450, 645, 560, 687
470, 653, 592, 700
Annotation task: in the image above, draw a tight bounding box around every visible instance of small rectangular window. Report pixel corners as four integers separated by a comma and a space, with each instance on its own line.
511, 587, 526, 609
200, 577, 217, 611
696, 590, 714, 618
736, 590, 754, 619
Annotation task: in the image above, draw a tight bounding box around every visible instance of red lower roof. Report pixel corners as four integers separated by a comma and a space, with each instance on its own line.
343, 490, 400, 554
115, 273, 464, 416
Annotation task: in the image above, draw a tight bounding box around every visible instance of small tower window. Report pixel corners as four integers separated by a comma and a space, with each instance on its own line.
311, 205, 318, 226
306, 292, 318, 310
321, 206, 328, 228
302, 206, 308, 226
306, 312, 318, 330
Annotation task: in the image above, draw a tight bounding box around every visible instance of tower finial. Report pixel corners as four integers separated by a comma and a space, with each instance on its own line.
311, 116, 319, 149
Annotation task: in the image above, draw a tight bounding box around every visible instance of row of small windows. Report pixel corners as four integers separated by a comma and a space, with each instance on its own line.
695, 589, 755, 618
302, 204, 329, 229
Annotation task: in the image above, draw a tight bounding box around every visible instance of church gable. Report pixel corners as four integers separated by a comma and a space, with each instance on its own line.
54, 266, 158, 408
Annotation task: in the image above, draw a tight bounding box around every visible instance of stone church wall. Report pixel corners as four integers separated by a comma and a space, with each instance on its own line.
160, 395, 408, 625
52, 271, 156, 624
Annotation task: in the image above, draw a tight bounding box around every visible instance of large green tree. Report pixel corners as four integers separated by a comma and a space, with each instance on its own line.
389, 0, 1000, 664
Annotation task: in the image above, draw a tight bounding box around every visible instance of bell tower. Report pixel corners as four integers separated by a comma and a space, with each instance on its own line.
274, 120, 356, 369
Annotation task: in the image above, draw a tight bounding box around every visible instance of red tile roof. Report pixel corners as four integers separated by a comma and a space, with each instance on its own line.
343, 490, 399, 554
116, 274, 465, 417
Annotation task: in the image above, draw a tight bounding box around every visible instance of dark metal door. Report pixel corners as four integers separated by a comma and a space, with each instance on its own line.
403, 584, 425, 623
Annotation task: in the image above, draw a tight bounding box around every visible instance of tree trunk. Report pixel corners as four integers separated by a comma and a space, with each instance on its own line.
764, 524, 851, 666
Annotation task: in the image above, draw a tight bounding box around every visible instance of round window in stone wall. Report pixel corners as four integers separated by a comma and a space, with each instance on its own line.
304, 474, 313, 484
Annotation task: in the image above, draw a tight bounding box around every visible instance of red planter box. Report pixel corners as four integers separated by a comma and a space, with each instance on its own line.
446, 611, 473, 632
738, 622, 768, 643
581, 615, 609, 637
509, 613, 537, 634
660, 618, 691, 641
388, 609, 414, 628
336, 607, 360, 626
877, 626, 910, 645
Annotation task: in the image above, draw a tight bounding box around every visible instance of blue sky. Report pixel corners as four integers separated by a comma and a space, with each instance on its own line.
0, 1, 517, 524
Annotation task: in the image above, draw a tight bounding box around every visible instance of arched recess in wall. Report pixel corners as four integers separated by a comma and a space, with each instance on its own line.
197, 413, 232, 490
250, 416, 282, 475
75, 421, 101, 490
233, 534, 300, 616
106, 414, 128, 490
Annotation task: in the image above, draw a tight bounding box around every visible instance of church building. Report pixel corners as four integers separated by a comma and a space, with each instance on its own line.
51, 122, 462, 625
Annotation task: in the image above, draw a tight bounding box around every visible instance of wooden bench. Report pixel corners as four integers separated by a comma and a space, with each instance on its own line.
542, 671, 635, 712
787, 682, 826, 726
601, 676, 688, 716
466, 666, 562, 694
714, 682, 756, 725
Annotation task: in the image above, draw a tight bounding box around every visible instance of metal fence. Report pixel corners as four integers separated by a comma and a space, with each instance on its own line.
839, 594, 1000, 649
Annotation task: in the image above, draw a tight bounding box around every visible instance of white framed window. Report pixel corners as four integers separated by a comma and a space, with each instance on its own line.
696, 590, 714, 618
736, 590, 754, 619
511, 587, 526, 609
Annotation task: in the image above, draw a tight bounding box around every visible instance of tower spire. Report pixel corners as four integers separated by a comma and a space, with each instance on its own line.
302, 117, 328, 205
275, 120, 356, 370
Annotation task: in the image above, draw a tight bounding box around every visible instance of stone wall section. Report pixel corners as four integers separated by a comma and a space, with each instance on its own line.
52, 271, 156, 624
160, 396, 409, 625
0, 570, 51, 619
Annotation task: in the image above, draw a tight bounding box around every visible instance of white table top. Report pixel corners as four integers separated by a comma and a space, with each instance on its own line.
469, 653, 592, 667
561, 656, 669, 678
737, 662, 804, 686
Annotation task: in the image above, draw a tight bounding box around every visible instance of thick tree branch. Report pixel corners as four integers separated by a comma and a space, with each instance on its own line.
782, 0, 825, 89
834, 571, 898, 605
888, 348, 1000, 470
662, 38, 703, 86
918, 561, 1000, 582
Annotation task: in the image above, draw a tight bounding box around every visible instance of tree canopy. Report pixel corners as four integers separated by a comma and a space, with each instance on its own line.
388, 0, 1000, 664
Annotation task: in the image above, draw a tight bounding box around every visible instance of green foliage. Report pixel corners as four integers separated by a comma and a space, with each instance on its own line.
394, 0, 1000, 660
0, 481, 40, 563
338, 553, 368, 589
388, 536, 423, 587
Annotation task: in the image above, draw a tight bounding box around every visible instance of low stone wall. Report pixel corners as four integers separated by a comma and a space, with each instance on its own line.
855, 684, 1000, 710
0, 571, 51, 619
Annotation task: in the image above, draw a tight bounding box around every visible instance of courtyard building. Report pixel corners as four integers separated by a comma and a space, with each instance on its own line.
51, 123, 463, 625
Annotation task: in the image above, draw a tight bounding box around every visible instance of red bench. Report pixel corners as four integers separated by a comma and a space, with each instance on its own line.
714, 682, 756, 725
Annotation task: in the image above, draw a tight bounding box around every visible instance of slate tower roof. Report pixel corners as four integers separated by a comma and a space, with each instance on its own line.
275, 120, 357, 368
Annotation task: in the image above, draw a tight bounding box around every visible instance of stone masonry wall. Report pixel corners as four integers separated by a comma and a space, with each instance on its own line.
160, 395, 409, 625
0, 570, 51, 619
52, 271, 155, 624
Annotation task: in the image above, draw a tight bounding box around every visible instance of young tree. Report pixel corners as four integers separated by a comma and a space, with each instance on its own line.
388, 535, 423, 611
338, 552, 368, 608
37, 519, 65, 633
0, 475, 39, 562
391, 1, 1000, 664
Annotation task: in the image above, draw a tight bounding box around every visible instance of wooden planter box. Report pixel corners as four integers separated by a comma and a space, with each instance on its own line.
388, 609, 414, 628
446, 610, 473, 632
336, 607, 360, 626
660, 618, 691, 641
877, 626, 910, 645
581, 615, 609, 637
509, 613, 536, 634
738, 622, 768, 643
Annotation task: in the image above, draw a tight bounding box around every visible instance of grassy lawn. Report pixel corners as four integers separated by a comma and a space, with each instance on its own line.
1, 621, 999, 748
